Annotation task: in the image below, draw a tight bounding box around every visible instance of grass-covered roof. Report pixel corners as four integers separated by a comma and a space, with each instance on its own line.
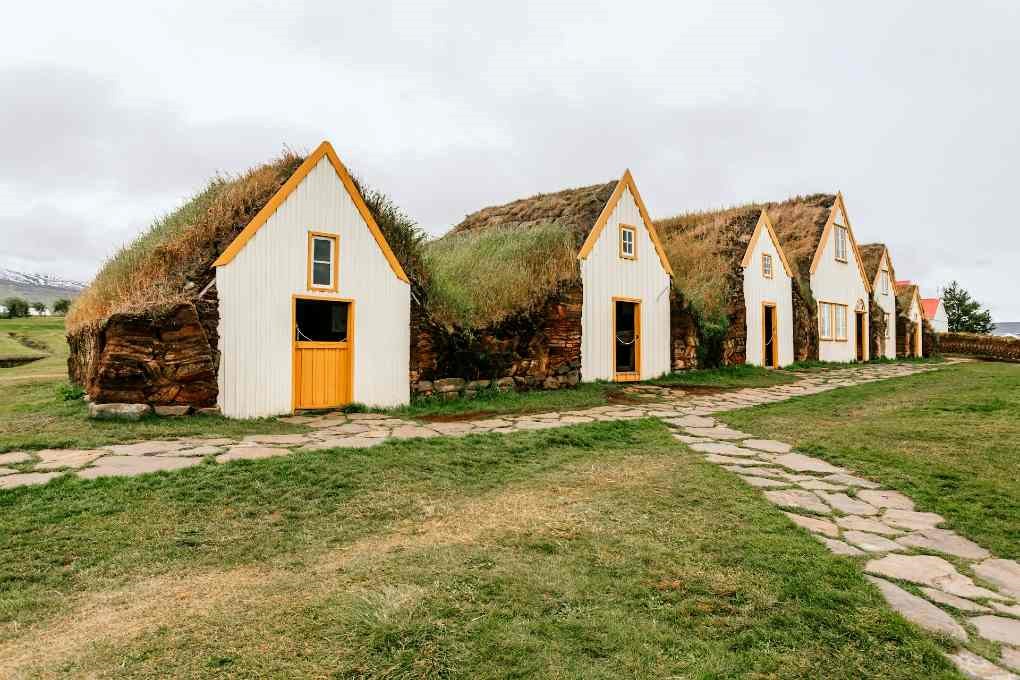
858, 243, 888, 286
895, 281, 921, 315
422, 181, 617, 330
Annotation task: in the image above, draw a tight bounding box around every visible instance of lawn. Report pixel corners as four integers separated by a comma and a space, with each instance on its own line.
0, 317, 65, 378
0, 419, 958, 678
650, 363, 800, 389
723, 360, 1020, 561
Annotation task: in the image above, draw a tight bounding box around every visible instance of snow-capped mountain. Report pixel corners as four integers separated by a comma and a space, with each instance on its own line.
0, 268, 85, 307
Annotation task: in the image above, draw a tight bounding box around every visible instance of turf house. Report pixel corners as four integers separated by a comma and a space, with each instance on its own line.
858, 243, 897, 359
653, 207, 795, 367
411, 170, 677, 396
895, 280, 925, 357
67, 141, 414, 418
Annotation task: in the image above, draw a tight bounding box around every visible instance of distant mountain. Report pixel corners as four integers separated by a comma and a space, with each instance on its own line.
0, 268, 84, 308
993, 322, 1020, 338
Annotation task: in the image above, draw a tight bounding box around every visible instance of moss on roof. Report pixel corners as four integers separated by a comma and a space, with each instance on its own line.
895, 281, 921, 314
858, 243, 888, 285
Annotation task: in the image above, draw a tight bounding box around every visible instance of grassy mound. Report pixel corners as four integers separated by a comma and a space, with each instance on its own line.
422, 223, 578, 330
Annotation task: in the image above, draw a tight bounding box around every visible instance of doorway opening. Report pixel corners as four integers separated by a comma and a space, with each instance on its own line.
762, 303, 778, 368
855, 311, 866, 362
613, 298, 640, 381
293, 297, 353, 410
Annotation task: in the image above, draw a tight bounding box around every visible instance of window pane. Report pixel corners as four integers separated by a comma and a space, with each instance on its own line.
313, 261, 331, 286
313, 237, 332, 263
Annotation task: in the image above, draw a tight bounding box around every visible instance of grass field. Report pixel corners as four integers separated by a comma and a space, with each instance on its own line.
0, 317, 66, 379
0, 419, 959, 678
724, 360, 1020, 561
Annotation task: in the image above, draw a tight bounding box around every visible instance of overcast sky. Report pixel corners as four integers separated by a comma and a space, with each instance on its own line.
2, 1, 1018, 319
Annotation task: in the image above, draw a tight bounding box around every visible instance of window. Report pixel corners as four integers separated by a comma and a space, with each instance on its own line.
881, 268, 890, 294
818, 302, 848, 341
308, 232, 337, 291
834, 304, 848, 341
619, 225, 636, 259
819, 302, 833, 340
834, 226, 848, 262
762, 253, 773, 279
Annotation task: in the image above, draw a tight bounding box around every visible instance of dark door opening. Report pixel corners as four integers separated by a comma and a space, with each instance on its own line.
295, 298, 349, 342
763, 304, 776, 368
855, 312, 866, 362
614, 299, 639, 378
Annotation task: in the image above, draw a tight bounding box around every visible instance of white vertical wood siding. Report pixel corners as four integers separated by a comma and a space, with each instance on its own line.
873, 261, 897, 359
810, 216, 870, 362
930, 301, 948, 332
580, 187, 671, 381
743, 229, 794, 367
216, 156, 410, 418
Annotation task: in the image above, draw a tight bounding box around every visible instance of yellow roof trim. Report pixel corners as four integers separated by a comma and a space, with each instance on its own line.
871, 246, 897, 290
740, 210, 793, 277
576, 170, 674, 276
808, 192, 872, 294
212, 141, 409, 283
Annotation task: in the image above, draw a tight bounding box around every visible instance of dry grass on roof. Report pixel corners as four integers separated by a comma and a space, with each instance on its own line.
761, 194, 836, 283
858, 244, 887, 283
422, 223, 578, 331
450, 181, 618, 245
67, 152, 304, 332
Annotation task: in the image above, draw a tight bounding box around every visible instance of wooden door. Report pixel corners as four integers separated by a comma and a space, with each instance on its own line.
855, 312, 866, 362
613, 298, 641, 382
294, 341, 351, 409
763, 303, 777, 368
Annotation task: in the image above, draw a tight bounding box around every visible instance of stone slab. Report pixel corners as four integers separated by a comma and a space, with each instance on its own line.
689, 442, 760, 457
763, 489, 831, 515
770, 453, 845, 474
881, 508, 946, 531
89, 403, 151, 421
816, 492, 879, 516
0, 451, 31, 465
34, 449, 107, 470
664, 415, 716, 428
106, 441, 187, 456
704, 454, 771, 466
919, 587, 992, 613
738, 475, 788, 488
1002, 648, 1020, 674
740, 439, 792, 453
865, 554, 1006, 601
991, 602, 1020, 618
835, 516, 903, 536
673, 435, 713, 444
823, 473, 881, 489
797, 480, 847, 492
0, 467, 16, 476
784, 512, 839, 538
975, 560, 1020, 600
856, 489, 915, 510
971, 616, 1020, 646
216, 447, 293, 464
165, 445, 224, 457
242, 434, 311, 445
78, 456, 200, 479
302, 437, 382, 451
0, 472, 62, 489
843, 531, 904, 553
683, 426, 752, 440
896, 529, 991, 561
818, 537, 864, 556
866, 576, 967, 641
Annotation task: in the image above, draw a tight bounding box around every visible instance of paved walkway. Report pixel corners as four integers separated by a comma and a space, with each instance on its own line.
3, 359, 1016, 675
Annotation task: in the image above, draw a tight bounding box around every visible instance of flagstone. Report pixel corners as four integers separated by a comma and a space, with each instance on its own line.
975, 560, 1020, 600
78, 456, 201, 479
865, 555, 1006, 601
216, 447, 293, 464
946, 649, 1019, 680
166, 445, 223, 457
856, 489, 915, 510
703, 454, 771, 466
816, 492, 879, 516
738, 475, 788, 488
740, 439, 792, 453
769, 453, 845, 474
0, 467, 16, 476
990, 602, 1020, 618
360, 429, 392, 438
34, 449, 107, 470
390, 425, 441, 438
835, 515, 903, 536
689, 442, 760, 457
896, 529, 991, 561
866, 576, 967, 641
919, 588, 992, 613
429, 422, 477, 435
302, 437, 382, 451
843, 531, 905, 553
763, 489, 831, 515
683, 426, 752, 440
106, 440, 187, 456
797, 480, 847, 492
822, 473, 881, 489
971, 616, 1020, 646
1002, 648, 1020, 673
818, 537, 864, 556
783, 512, 839, 538
347, 413, 388, 420
673, 435, 714, 444
327, 422, 373, 435
725, 465, 784, 479
0, 451, 32, 465
882, 508, 946, 531
665, 415, 716, 428
512, 420, 563, 431
242, 434, 311, 445
0, 472, 63, 489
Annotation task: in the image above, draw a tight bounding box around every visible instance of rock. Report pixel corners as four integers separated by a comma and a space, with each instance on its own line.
216, 447, 292, 464
0, 472, 62, 489
242, 434, 311, 445
865, 554, 1006, 601
88, 403, 152, 421
347, 413, 388, 420
683, 426, 751, 440
815, 492, 879, 516
196, 407, 221, 416
1002, 648, 1020, 673
739, 475, 788, 488
327, 423, 372, 435
971, 616, 1020, 646
797, 480, 847, 492
33, 449, 107, 470
866, 576, 967, 641
919, 588, 992, 613
783, 512, 839, 537
0, 451, 31, 465
703, 454, 771, 466
154, 405, 191, 417
433, 378, 466, 393
467, 379, 492, 391
688, 442, 759, 457
975, 560, 1020, 600
818, 537, 864, 556
429, 422, 477, 436
413, 380, 433, 394
843, 531, 905, 553
741, 439, 792, 453
390, 425, 440, 439
835, 516, 903, 536
494, 377, 516, 391
763, 489, 831, 515
727, 465, 785, 479
301, 437, 381, 450
77, 456, 201, 479
881, 508, 946, 531
991, 602, 1020, 618
823, 473, 881, 489
673, 435, 713, 444
0, 467, 16, 476
856, 489, 915, 510
169, 445, 223, 457
107, 440, 186, 456
666, 415, 716, 428
896, 529, 991, 561
770, 453, 845, 474
946, 649, 1018, 680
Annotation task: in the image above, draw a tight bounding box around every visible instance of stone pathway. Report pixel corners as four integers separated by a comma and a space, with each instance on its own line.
654, 408, 1020, 679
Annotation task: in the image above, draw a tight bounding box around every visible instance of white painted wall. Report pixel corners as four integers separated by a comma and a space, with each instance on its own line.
810, 208, 870, 362
929, 300, 949, 332
216, 155, 410, 418
580, 186, 671, 381
743, 226, 794, 367
872, 256, 897, 359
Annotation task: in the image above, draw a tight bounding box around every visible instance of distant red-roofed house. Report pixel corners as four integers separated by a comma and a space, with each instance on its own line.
922, 297, 948, 332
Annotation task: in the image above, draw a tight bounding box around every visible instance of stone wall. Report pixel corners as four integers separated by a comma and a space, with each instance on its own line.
869, 297, 890, 359
68, 301, 219, 407
410, 283, 583, 398
938, 332, 1020, 362
791, 283, 818, 362
922, 320, 940, 358
896, 315, 921, 358
669, 293, 700, 370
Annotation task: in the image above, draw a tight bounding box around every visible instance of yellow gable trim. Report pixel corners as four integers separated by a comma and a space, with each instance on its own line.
212, 141, 409, 284
808, 192, 872, 294
740, 210, 793, 278
871, 247, 897, 291
577, 169, 674, 277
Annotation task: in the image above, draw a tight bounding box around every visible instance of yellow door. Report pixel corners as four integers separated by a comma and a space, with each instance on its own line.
294, 341, 351, 409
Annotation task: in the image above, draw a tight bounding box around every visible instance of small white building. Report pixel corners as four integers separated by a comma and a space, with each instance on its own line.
896, 281, 925, 357
212, 141, 410, 418
859, 243, 898, 359
922, 297, 948, 333
578, 171, 674, 381
741, 211, 795, 367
